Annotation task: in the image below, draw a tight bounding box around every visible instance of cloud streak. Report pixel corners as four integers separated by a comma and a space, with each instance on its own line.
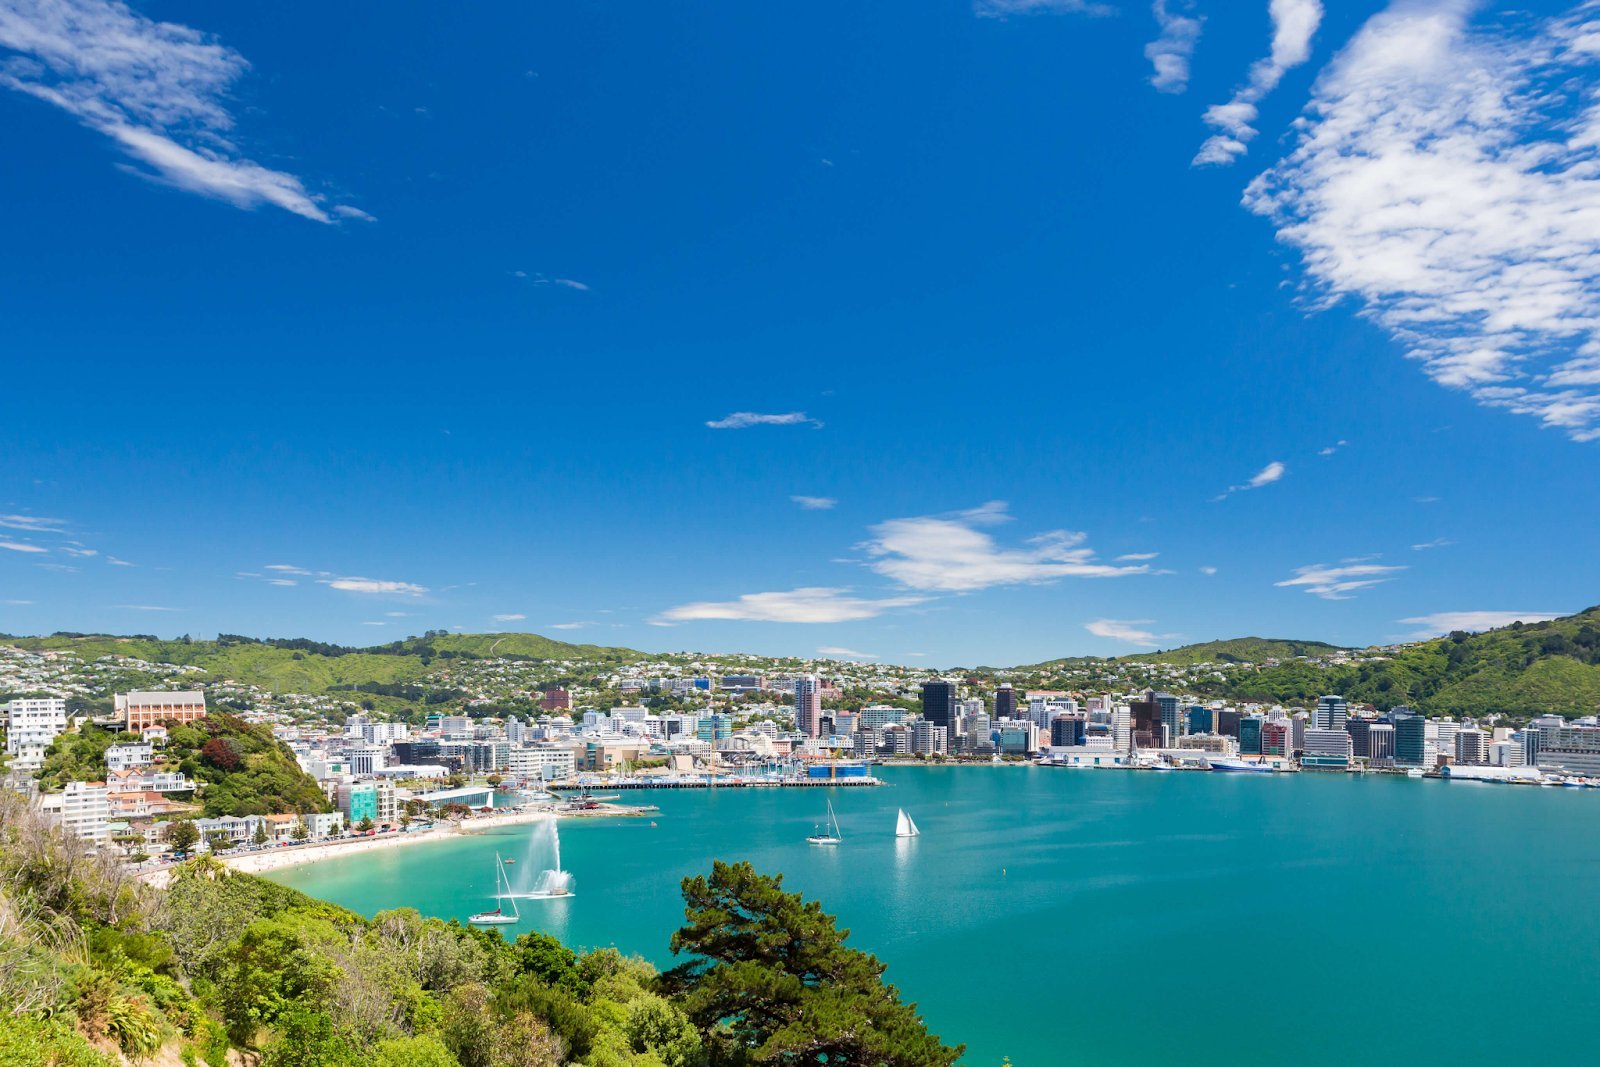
322, 577, 428, 596
1085, 618, 1160, 646
1398, 609, 1564, 639
1214, 460, 1286, 500
655, 587, 926, 625
1276, 561, 1404, 600
1194, 0, 1324, 165
705, 411, 822, 430
0, 0, 352, 221
1246, 1, 1600, 441
862, 501, 1150, 592
791, 496, 837, 510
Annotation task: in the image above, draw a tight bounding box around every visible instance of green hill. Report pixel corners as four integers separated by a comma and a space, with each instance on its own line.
1228, 606, 1600, 717
2, 630, 642, 695
1121, 637, 1350, 666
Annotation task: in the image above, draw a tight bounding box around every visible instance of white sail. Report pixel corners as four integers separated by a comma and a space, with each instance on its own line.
896, 809, 919, 838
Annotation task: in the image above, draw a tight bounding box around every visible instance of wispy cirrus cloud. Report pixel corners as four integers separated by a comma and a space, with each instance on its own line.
0, 513, 67, 533
862, 501, 1150, 593
655, 587, 926, 625
549, 621, 596, 630
817, 646, 877, 660
114, 604, 177, 612
492, 613, 526, 622
1247, 2, 1600, 441
0, 540, 48, 554
0, 0, 354, 222
1213, 460, 1286, 500
705, 411, 822, 430
1146, 1, 1204, 93
973, 0, 1112, 16
1085, 618, 1160, 646
791, 495, 837, 510
1116, 551, 1160, 562
1194, 0, 1324, 165
265, 564, 314, 576
1276, 561, 1405, 600
1411, 537, 1454, 551
1398, 609, 1564, 639
1318, 439, 1348, 456
512, 271, 590, 291
322, 576, 428, 596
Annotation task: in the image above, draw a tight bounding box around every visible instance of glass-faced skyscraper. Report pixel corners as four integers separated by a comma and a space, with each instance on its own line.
921, 681, 958, 733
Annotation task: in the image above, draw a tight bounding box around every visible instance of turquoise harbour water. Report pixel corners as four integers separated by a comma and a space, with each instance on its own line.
270, 767, 1600, 1066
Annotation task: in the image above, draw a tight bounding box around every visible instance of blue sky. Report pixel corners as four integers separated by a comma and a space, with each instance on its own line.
2, 0, 1598, 666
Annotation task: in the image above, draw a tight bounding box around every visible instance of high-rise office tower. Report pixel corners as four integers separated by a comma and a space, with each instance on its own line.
994, 683, 1017, 721
794, 675, 822, 738
921, 681, 958, 733
1315, 695, 1350, 732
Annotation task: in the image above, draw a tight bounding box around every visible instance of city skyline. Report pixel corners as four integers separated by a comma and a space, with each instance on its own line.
3, 0, 1598, 663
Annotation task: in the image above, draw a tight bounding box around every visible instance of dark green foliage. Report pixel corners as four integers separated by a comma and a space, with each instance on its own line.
668, 860, 962, 1067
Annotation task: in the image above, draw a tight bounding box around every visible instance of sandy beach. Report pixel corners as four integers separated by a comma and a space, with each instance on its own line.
135, 803, 646, 887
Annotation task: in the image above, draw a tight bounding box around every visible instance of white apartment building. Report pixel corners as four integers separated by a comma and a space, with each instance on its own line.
105, 742, 155, 772
4, 697, 69, 772
41, 781, 110, 844
507, 746, 578, 780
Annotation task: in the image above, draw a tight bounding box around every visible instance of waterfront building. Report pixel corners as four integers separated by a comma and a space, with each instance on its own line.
911, 720, 949, 756
116, 691, 206, 731
1130, 695, 1161, 749
4, 697, 69, 772
1455, 727, 1487, 766
1051, 714, 1086, 747
1346, 718, 1374, 759
337, 780, 398, 827
1302, 728, 1353, 769
1239, 716, 1264, 755
1154, 692, 1181, 745
392, 740, 441, 765
507, 746, 578, 780
1433, 720, 1460, 766
921, 681, 958, 734
1534, 724, 1600, 776
1262, 720, 1291, 757
794, 675, 822, 738
1177, 733, 1235, 754
1368, 723, 1396, 764
1216, 709, 1242, 739
349, 743, 387, 776
1186, 705, 1212, 736
996, 722, 1035, 755
994, 683, 1017, 721
1112, 704, 1132, 753
697, 713, 732, 743
1314, 695, 1349, 732
860, 705, 905, 730
1392, 707, 1426, 766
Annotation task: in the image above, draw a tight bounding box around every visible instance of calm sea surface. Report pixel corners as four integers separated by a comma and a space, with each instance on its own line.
269, 766, 1600, 1066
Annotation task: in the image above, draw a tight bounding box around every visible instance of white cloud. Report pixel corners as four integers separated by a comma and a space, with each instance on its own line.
0, 540, 48, 553
0, 513, 67, 533
1214, 460, 1286, 499
862, 501, 1149, 592
1276, 561, 1405, 600
265, 564, 313, 575
1, 599, 33, 605
266, 578, 297, 587
1318, 439, 1349, 456
0, 0, 351, 221
1399, 610, 1564, 638
492, 613, 526, 622
549, 621, 596, 630
1147, 1, 1204, 93
323, 576, 428, 596
106, 556, 134, 566
1116, 551, 1160, 561
385, 611, 417, 618
515, 272, 590, 291
817, 646, 877, 659
974, 0, 1112, 16
1085, 618, 1160, 646
791, 495, 837, 510
361, 620, 386, 626
1200, 565, 1219, 575
705, 411, 822, 430
1247, 2, 1600, 441
59, 546, 97, 557
1411, 537, 1454, 551
1194, 0, 1324, 165
114, 604, 176, 611
656, 587, 926, 625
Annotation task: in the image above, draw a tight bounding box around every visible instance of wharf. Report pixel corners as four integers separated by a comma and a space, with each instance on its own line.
550, 775, 883, 790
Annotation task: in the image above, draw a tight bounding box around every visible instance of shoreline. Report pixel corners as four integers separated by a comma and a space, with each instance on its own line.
137, 804, 641, 887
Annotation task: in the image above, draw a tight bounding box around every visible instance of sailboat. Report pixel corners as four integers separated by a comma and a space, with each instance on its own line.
807, 799, 843, 845
469, 853, 520, 925
895, 808, 920, 838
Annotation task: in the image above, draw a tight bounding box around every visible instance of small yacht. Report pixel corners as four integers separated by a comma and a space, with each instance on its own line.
895, 808, 920, 838
808, 799, 844, 845
469, 853, 520, 925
